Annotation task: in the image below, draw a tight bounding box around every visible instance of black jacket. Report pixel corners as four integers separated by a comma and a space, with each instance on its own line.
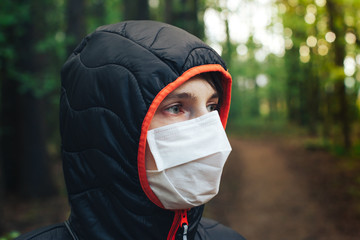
16, 218, 243, 240
17, 21, 245, 240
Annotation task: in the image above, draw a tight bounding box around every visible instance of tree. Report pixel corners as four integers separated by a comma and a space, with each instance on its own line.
278, 0, 360, 147
1, 0, 57, 198
326, 0, 351, 148
123, 0, 150, 20
65, 0, 87, 55
164, 0, 204, 38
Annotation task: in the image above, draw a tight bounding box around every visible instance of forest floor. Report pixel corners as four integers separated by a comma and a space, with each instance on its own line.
2, 135, 360, 239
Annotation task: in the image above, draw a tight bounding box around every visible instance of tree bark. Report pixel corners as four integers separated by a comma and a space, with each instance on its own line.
92, 0, 106, 26
327, 0, 351, 149
123, 0, 150, 20
164, 0, 173, 24
284, 48, 302, 124
0, 0, 57, 197
19, 0, 56, 197
66, 0, 87, 55
1, 73, 22, 195
164, 0, 203, 38
0, 54, 7, 235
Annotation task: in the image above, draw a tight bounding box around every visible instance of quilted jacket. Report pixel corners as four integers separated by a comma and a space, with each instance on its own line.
16, 21, 245, 240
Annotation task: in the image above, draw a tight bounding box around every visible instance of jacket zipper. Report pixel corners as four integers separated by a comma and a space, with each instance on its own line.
167, 209, 188, 240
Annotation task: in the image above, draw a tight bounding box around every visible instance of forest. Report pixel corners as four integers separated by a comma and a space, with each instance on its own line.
1, 0, 360, 239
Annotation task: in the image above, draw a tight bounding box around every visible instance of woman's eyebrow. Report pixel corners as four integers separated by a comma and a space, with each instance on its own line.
165, 92, 197, 100
210, 92, 219, 99
165, 92, 219, 100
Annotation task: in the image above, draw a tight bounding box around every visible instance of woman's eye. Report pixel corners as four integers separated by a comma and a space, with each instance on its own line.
165, 105, 181, 114
207, 104, 218, 112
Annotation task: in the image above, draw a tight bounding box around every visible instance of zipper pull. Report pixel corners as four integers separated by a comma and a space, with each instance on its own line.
180, 210, 188, 240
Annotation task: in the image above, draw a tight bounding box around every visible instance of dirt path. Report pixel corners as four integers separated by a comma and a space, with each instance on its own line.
205, 137, 359, 240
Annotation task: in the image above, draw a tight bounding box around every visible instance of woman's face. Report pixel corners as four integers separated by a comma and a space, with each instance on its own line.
145, 75, 219, 170
149, 75, 219, 130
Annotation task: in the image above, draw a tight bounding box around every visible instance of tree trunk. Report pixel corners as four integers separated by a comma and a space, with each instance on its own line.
1, 70, 22, 195
18, 93, 55, 197
284, 48, 302, 123
0, 0, 57, 197
303, 61, 319, 136
222, 17, 232, 68
164, 0, 203, 38
92, 0, 106, 26
66, 0, 87, 55
164, 0, 173, 24
123, 0, 150, 20
327, 0, 351, 149
0, 55, 6, 235
20, 0, 56, 197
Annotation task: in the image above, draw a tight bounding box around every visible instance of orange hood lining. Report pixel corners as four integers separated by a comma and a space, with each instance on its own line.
137, 64, 232, 208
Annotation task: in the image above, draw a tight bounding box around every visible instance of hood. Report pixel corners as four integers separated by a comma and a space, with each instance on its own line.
60, 20, 232, 240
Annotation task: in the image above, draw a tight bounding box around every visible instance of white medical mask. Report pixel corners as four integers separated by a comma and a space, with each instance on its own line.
146, 111, 232, 210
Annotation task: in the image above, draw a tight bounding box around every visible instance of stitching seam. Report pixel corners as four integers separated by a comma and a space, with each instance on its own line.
75, 57, 147, 108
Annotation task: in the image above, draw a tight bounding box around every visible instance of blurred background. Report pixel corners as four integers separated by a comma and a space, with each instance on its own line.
1, 0, 360, 239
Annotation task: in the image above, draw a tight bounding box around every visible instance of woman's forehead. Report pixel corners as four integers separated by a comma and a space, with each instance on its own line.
165, 76, 218, 99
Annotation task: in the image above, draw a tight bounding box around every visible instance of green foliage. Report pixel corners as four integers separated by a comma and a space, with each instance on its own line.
351, 143, 360, 157
0, 231, 20, 240
0, 1, 29, 68
0, 0, 66, 99
304, 138, 331, 151
9, 70, 59, 98
227, 115, 306, 139
203, 0, 360, 154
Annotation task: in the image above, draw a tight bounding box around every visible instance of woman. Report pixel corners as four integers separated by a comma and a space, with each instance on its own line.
17, 21, 245, 240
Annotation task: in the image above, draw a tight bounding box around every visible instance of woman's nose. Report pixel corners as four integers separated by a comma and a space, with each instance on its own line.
191, 105, 209, 119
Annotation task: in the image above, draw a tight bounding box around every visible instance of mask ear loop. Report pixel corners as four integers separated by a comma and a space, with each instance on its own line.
137, 64, 232, 208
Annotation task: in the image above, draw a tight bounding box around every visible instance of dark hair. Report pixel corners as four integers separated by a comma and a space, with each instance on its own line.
200, 72, 224, 111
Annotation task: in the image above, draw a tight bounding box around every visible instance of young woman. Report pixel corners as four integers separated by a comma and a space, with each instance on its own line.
17, 21, 245, 240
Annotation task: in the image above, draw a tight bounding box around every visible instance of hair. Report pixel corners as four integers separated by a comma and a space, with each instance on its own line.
200, 72, 224, 111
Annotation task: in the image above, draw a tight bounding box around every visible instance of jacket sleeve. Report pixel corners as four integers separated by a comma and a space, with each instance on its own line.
15, 223, 73, 240
195, 218, 246, 240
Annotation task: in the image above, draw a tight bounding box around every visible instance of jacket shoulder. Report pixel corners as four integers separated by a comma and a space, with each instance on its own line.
15, 223, 72, 240
195, 218, 246, 240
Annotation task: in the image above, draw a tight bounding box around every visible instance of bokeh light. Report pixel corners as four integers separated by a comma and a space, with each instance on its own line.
278, 3, 287, 14
318, 44, 329, 56
300, 45, 310, 56
307, 36, 317, 47
305, 13, 316, 24
300, 55, 311, 63
256, 74, 269, 87
284, 28, 293, 38
315, 0, 326, 7
317, 18, 328, 32
306, 4, 317, 15
237, 44, 248, 56
288, 0, 298, 7
344, 56, 356, 76
345, 16, 355, 27
344, 77, 355, 88
345, 32, 356, 44
255, 49, 267, 62
285, 39, 294, 50
325, 32, 336, 43
356, 54, 360, 65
